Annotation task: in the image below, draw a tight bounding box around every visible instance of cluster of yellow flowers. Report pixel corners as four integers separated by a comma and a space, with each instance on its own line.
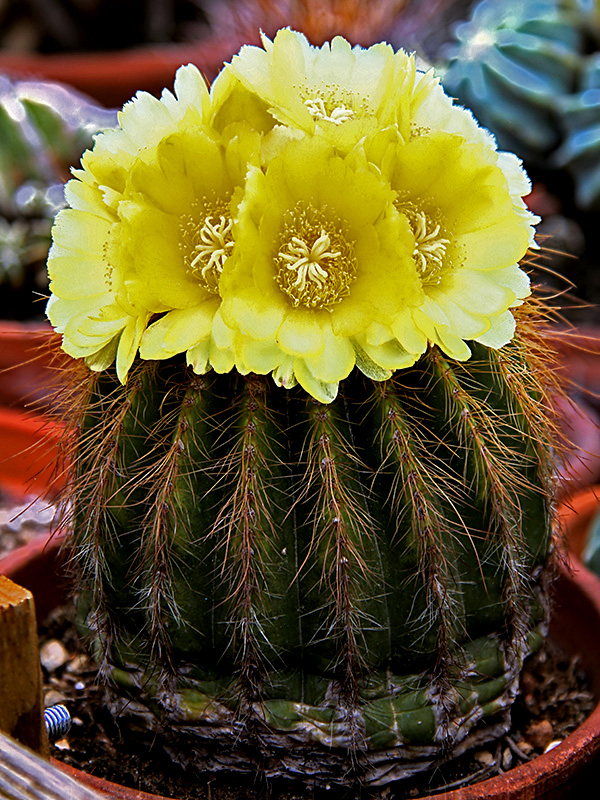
46, 29, 538, 402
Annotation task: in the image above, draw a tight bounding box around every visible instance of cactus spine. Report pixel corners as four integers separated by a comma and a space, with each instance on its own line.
61, 300, 559, 786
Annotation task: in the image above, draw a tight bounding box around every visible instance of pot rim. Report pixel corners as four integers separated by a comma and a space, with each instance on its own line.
2, 534, 600, 800
0, 406, 65, 497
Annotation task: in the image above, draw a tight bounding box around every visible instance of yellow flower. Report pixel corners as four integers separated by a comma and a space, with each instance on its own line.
214, 28, 429, 151
408, 76, 539, 251
219, 136, 424, 402
125, 122, 260, 375
47, 64, 257, 381
47, 30, 538, 402
46, 173, 149, 381
362, 128, 535, 361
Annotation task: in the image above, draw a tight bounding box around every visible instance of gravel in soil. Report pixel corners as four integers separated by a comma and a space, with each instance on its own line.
38, 601, 596, 800
1, 504, 596, 797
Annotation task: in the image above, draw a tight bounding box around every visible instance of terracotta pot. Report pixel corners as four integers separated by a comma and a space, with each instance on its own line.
0, 37, 246, 108
2, 535, 600, 800
558, 485, 600, 562
0, 321, 70, 412
0, 404, 64, 499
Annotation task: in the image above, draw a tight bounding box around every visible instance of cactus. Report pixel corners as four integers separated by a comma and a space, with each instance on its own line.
555, 53, 600, 209
441, 0, 583, 161
48, 31, 560, 786
57, 305, 558, 785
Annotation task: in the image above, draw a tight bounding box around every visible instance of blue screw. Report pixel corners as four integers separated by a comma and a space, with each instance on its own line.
44, 704, 71, 739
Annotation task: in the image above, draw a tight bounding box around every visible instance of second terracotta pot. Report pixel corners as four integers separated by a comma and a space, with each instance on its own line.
2, 535, 600, 800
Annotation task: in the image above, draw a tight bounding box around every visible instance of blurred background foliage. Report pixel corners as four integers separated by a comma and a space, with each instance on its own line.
0, 77, 116, 319
0, 0, 461, 53
0, 0, 207, 52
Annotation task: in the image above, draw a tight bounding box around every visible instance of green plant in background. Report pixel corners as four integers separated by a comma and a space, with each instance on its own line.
441, 0, 583, 160
0, 77, 115, 316
441, 0, 600, 209
49, 30, 562, 786
555, 53, 600, 208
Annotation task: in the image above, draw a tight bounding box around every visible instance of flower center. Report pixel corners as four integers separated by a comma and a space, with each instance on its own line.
301, 84, 360, 125
181, 199, 233, 294
275, 204, 356, 310
402, 205, 451, 286
304, 96, 354, 125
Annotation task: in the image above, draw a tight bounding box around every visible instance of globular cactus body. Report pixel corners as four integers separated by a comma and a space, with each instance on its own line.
47, 28, 555, 787
68, 328, 555, 785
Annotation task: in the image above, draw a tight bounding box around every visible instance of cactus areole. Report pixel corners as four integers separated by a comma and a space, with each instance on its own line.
48, 30, 559, 786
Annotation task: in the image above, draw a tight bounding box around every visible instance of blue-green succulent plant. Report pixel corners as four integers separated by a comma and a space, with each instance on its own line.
441, 0, 600, 209
441, 0, 583, 160
555, 54, 600, 208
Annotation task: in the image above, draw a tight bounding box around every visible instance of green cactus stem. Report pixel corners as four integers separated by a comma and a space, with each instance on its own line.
59, 298, 560, 786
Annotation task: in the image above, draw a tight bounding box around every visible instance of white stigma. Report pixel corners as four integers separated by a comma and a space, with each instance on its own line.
304, 96, 354, 125
411, 211, 450, 277
279, 230, 342, 293
190, 215, 234, 280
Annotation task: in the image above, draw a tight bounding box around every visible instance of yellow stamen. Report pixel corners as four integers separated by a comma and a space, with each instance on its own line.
181, 201, 234, 294
276, 205, 356, 310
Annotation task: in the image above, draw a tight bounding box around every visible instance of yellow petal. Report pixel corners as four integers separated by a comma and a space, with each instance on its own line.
221, 289, 286, 341
444, 269, 517, 314
293, 358, 339, 403
434, 330, 472, 361
187, 340, 210, 374
359, 338, 421, 370
432, 293, 490, 340
304, 325, 355, 383
238, 338, 283, 374
139, 301, 219, 359
116, 313, 150, 383
209, 339, 235, 373
272, 357, 298, 389
120, 202, 205, 310
353, 342, 393, 381
391, 310, 428, 354
173, 64, 210, 119
475, 311, 516, 349
85, 338, 119, 371
211, 308, 235, 351
457, 223, 531, 271
276, 310, 324, 357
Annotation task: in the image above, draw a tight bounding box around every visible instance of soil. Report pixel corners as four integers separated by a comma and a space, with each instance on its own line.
38, 601, 596, 800
1, 489, 598, 798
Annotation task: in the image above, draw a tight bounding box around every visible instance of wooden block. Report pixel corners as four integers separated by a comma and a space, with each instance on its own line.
0, 574, 49, 757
